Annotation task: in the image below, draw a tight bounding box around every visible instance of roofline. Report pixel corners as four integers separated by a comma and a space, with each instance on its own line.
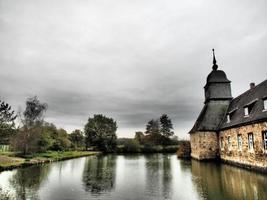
189, 129, 219, 134
232, 79, 267, 101
204, 81, 231, 89
204, 97, 232, 104
219, 117, 267, 131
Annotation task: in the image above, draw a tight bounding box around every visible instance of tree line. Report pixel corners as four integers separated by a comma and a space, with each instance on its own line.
0, 96, 178, 155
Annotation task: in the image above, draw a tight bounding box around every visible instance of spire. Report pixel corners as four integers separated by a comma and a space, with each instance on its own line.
212, 49, 218, 70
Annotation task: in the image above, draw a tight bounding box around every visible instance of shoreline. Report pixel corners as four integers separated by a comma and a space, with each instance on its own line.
0, 151, 101, 172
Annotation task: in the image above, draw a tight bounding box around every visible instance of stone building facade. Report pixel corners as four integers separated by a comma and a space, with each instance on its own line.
189, 50, 267, 172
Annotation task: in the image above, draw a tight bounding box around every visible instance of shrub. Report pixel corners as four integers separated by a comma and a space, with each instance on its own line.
177, 140, 191, 158
141, 144, 163, 153
122, 139, 141, 153
162, 145, 179, 153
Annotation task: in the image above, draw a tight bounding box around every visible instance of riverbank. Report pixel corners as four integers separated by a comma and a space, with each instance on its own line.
0, 151, 101, 172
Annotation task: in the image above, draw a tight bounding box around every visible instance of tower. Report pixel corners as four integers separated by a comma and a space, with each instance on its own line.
189, 49, 232, 160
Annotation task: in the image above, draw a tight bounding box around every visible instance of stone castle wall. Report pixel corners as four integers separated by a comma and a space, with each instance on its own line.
190, 131, 219, 160
219, 122, 267, 171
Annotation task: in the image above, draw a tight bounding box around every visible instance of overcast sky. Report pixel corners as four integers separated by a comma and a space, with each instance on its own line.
0, 0, 266, 138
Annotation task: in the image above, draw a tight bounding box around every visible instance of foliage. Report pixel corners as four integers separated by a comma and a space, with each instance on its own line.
11, 96, 48, 154
116, 138, 132, 146
0, 100, 17, 145
145, 119, 162, 145
11, 97, 72, 154
122, 139, 141, 153
84, 114, 117, 152
49, 128, 71, 151
134, 131, 144, 144
160, 114, 174, 138
0, 100, 17, 124
22, 96, 47, 127
0, 123, 17, 145
69, 129, 85, 150
143, 114, 175, 146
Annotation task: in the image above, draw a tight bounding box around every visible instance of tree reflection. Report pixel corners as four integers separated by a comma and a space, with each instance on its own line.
9, 164, 50, 200
144, 154, 172, 199
162, 155, 172, 199
82, 155, 116, 194
191, 160, 267, 200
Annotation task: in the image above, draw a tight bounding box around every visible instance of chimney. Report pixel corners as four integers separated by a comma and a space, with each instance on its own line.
250, 82, 255, 89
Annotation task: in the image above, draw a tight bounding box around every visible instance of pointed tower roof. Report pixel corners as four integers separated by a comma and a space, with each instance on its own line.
189, 49, 232, 133
205, 49, 230, 88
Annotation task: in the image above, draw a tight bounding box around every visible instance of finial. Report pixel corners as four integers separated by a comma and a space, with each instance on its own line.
212, 49, 218, 70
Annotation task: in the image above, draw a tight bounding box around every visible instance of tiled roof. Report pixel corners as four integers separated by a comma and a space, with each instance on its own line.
189, 101, 229, 133
220, 79, 267, 130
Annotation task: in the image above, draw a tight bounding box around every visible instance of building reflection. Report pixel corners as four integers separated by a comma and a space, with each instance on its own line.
190, 160, 267, 200
9, 164, 50, 200
82, 155, 116, 194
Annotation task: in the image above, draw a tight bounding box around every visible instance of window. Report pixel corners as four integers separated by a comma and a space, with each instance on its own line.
264, 99, 267, 111
244, 99, 257, 117
220, 137, 224, 149
248, 133, 254, 151
244, 107, 249, 116
237, 134, 242, 151
226, 114, 230, 123
263, 131, 267, 152
227, 136, 231, 150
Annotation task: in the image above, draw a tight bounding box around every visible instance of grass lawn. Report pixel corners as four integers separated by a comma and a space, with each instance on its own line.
33, 151, 100, 160
0, 151, 100, 171
0, 155, 24, 168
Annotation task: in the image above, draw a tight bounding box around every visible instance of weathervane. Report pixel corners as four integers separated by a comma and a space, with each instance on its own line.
212, 49, 218, 71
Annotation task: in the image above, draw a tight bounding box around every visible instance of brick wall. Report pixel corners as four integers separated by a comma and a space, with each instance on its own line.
219, 122, 267, 170
190, 131, 219, 160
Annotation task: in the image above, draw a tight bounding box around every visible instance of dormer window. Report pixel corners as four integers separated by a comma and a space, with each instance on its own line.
263, 98, 267, 111
243, 99, 258, 117
226, 114, 230, 123
244, 107, 249, 116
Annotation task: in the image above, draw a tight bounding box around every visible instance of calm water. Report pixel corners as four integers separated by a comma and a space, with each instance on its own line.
0, 154, 267, 200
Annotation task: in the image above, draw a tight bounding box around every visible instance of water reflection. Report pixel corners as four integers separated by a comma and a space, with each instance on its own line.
190, 160, 267, 200
144, 154, 172, 200
0, 155, 267, 200
9, 164, 50, 200
82, 154, 116, 194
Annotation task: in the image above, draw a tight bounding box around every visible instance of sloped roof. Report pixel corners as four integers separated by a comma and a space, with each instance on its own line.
220, 79, 267, 130
207, 70, 230, 83
189, 101, 229, 133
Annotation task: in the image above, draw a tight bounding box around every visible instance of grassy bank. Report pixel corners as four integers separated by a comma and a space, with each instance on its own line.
0, 151, 101, 172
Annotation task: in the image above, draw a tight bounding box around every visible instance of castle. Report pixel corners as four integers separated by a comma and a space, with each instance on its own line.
189, 49, 267, 172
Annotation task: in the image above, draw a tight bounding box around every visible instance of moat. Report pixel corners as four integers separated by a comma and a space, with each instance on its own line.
0, 154, 267, 200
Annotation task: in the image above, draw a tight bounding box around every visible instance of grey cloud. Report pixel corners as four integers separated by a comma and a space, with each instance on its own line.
0, 0, 267, 138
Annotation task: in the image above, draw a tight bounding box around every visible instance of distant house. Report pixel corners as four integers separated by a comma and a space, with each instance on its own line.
189, 49, 267, 172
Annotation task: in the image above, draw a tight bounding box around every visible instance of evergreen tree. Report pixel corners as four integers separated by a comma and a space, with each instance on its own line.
0, 100, 17, 144
0, 100, 17, 123
145, 119, 161, 144
160, 114, 174, 138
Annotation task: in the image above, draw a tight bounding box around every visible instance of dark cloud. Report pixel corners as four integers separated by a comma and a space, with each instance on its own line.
0, 0, 267, 138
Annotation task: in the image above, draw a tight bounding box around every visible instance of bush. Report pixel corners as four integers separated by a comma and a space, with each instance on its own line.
122, 139, 141, 153
141, 144, 163, 153
162, 145, 179, 153
177, 140, 191, 158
